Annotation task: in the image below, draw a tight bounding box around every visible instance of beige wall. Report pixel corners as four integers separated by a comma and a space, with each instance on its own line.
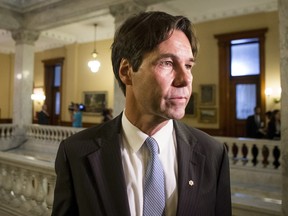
33, 39, 114, 124
0, 53, 13, 119
0, 11, 280, 127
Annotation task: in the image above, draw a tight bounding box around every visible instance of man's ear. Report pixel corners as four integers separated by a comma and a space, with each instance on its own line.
119, 58, 132, 85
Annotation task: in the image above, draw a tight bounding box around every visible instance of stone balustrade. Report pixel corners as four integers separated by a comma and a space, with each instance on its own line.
0, 124, 21, 152
24, 124, 84, 142
0, 151, 55, 216
0, 124, 17, 139
0, 124, 283, 216
215, 136, 281, 170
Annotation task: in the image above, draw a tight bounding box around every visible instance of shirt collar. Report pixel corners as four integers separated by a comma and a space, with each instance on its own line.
121, 112, 173, 153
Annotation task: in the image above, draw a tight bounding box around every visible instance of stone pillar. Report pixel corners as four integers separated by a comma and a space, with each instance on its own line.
279, 0, 288, 215
11, 29, 40, 127
109, 2, 147, 116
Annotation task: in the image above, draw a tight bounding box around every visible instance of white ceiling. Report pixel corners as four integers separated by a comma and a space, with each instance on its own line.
0, 0, 278, 53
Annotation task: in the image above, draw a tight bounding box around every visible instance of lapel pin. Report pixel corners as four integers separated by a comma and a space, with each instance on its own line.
189, 180, 194, 186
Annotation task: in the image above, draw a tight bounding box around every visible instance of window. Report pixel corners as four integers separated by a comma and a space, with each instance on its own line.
54, 65, 61, 87
231, 38, 260, 76
236, 84, 256, 119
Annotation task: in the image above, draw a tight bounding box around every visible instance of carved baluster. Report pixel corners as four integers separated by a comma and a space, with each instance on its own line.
241, 143, 248, 165
25, 125, 30, 137
43, 176, 55, 216
31, 174, 46, 215
3, 166, 13, 204
11, 167, 23, 208
232, 143, 239, 164
273, 146, 281, 169
22, 171, 37, 212
30, 126, 34, 138
58, 129, 63, 141
0, 126, 4, 138
51, 129, 55, 141
44, 128, 48, 140
251, 144, 259, 166
6, 126, 9, 137
262, 145, 269, 168
0, 164, 6, 202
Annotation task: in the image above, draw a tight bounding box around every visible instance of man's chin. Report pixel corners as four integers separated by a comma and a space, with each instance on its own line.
167, 109, 185, 120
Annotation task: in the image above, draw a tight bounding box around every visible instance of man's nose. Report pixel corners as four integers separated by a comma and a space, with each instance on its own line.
172, 66, 192, 87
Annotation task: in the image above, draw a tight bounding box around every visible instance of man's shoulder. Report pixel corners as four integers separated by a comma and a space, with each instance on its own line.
66, 115, 121, 142
174, 120, 225, 155
174, 120, 220, 144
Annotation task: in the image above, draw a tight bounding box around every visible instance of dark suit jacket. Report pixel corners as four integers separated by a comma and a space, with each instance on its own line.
246, 115, 263, 138
52, 113, 231, 216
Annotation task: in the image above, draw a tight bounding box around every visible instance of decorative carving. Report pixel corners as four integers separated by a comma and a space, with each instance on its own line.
11, 29, 40, 45
262, 145, 270, 168
109, 2, 146, 24
241, 143, 248, 165
232, 143, 239, 164
251, 144, 259, 166
273, 146, 281, 169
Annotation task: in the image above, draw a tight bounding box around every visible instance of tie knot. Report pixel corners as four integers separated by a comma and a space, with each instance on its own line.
145, 137, 159, 155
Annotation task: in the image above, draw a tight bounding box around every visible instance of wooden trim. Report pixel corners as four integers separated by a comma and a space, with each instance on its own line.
197, 128, 223, 136
42, 57, 64, 65
0, 119, 12, 123
60, 121, 99, 128
214, 28, 268, 137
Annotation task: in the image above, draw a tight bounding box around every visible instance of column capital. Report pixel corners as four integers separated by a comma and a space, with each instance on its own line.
11, 29, 40, 45
109, 2, 146, 24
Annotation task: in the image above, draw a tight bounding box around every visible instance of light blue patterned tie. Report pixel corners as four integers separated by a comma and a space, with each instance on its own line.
143, 137, 165, 216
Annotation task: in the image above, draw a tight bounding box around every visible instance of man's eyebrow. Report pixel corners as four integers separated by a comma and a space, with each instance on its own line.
156, 53, 195, 62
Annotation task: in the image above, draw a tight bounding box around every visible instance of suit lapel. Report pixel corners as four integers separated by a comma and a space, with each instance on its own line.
87, 116, 131, 216
174, 121, 206, 216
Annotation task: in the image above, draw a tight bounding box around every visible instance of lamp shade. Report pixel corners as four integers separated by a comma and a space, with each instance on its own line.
88, 58, 101, 73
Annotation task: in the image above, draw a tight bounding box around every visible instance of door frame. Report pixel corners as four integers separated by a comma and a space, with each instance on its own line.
214, 28, 267, 137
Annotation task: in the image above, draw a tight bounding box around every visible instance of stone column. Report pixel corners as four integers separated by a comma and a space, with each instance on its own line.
109, 2, 146, 116
11, 29, 40, 127
279, 0, 288, 215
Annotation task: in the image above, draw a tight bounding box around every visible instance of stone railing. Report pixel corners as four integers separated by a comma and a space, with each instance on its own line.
215, 136, 281, 170
0, 124, 19, 151
0, 124, 84, 216
0, 124, 17, 139
24, 124, 84, 143
0, 151, 55, 216
19, 125, 84, 158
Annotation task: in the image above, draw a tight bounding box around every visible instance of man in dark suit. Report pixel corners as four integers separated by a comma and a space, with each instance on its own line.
52, 11, 231, 216
246, 106, 265, 138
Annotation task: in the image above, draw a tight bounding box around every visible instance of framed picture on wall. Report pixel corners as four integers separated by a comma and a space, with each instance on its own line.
200, 84, 216, 106
185, 93, 197, 117
199, 108, 217, 123
83, 91, 107, 115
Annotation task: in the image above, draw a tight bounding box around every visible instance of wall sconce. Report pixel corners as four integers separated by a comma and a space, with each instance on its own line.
31, 88, 46, 102
88, 24, 101, 73
265, 87, 281, 104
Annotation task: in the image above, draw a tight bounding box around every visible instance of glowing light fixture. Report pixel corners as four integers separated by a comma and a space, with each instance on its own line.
265, 87, 282, 104
88, 24, 101, 73
31, 88, 46, 101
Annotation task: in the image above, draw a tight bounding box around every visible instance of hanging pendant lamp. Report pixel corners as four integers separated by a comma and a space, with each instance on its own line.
88, 24, 101, 73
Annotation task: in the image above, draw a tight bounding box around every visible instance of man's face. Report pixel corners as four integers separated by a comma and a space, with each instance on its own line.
129, 30, 195, 121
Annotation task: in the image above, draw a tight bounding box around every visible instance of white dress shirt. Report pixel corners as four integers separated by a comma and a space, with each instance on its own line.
121, 113, 178, 216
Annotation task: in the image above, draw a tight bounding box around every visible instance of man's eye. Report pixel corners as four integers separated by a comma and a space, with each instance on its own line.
185, 64, 193, 71
159, 60, 173, 67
